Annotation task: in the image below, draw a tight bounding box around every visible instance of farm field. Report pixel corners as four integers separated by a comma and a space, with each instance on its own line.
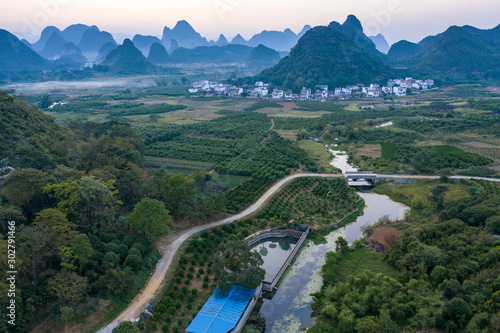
371, 179, 468, 206
297, 139, 334, 172
257, 177, 360, 227
208, 174, 250, 189
143, 156, 215, 171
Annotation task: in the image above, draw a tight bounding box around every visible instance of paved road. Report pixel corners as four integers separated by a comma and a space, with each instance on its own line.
98, 172, 499, 332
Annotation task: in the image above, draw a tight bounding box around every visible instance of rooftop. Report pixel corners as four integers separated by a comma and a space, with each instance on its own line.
186, 285, 255, 333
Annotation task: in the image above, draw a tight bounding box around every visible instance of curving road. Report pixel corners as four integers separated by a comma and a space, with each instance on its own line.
98, 172, 499, 332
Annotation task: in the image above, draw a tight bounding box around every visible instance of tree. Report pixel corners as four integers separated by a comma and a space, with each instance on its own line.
48, 270, 89, 306
71, 234, 94, 273
1, 168, 49, 218
126, 198, 171, 242
38, 94, 53, 109
33, 208, 76, 254
18, 225, 51, 295
335, 237, 349, 254
428, 185, 450, 211
485, 215, 500, 234
213, 240, 265, 292
44, 176, 119, 227
60, 306, 75, 333
112, 321, 140, 333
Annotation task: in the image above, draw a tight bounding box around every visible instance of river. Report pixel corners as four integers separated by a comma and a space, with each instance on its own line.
258, 145, 409, 333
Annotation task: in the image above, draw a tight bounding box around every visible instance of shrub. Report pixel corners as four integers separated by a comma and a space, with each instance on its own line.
202, 282, 208, 288
124, 254, 143, 271
161, 323, 170, 332
151, 321, 158, 330
184, 279, 191, 285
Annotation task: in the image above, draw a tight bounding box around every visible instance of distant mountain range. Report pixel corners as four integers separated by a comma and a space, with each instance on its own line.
2, 17, 500, 82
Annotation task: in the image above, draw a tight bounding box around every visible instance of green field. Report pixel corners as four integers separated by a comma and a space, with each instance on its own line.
143, 156, 215, 170
380, 142, 396, 160
297, 139, 333, 172
209, 174, 249, 189
325, 246, 400, 282
371, 179, 468, 206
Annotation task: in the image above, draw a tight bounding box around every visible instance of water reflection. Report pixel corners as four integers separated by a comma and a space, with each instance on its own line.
251, 237, 299, 282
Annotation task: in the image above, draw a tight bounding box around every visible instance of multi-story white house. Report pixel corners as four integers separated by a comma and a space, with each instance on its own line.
382, 86, 392, 94
393, 86, 407, 96
300, 87, 312, 100
271, 90, 284, 100
284, 90, 293, 100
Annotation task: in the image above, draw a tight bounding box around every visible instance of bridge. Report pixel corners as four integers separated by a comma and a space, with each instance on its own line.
345, 171, 377, 186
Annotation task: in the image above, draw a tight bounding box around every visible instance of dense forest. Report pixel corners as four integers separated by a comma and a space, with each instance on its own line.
311, 179, 500, 333
0, 92, 223, 332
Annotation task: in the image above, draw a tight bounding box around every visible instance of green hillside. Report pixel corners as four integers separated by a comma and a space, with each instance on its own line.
255, 26, 393, 90
103, 38, 159, 74
246, 44, 281, 66
0, 91, 72, 169
0, 29, 48, 71
408, 26, 500, 74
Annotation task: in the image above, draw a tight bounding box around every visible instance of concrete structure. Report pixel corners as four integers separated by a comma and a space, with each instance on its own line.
345, 171, 377, 186
251, 226, 310, 292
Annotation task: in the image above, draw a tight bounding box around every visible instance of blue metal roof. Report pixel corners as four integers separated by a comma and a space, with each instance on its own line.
186, 285, 255, 333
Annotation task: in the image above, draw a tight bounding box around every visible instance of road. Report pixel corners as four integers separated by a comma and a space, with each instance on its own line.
98, 172, 499, 332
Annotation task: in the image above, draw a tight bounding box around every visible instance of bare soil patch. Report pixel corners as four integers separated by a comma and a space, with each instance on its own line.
356, 144, 382, 158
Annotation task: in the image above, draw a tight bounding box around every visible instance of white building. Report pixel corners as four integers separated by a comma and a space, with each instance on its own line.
382, 86, 392, 94
300, 87, 312, 100
393, 86, 407, 96
271, 90, 284, 100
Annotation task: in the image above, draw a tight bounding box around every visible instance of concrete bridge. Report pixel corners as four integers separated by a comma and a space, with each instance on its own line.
345, 171, 377, 186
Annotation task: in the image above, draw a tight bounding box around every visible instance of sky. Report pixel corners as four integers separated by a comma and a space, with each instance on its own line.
2, 0, 499, 45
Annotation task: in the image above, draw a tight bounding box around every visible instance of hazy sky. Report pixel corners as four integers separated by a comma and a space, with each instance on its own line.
2, 0, 499, 45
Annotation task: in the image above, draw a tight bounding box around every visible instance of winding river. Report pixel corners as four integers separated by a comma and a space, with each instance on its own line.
258, 146, 409, 332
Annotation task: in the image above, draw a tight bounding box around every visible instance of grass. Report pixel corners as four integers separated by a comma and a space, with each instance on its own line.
333, 246, 401, 282
371, 179, 468, 206
380, 142, 396, 160
144, 156, 215, 171
209, 174, 249, 189
259, 109, 331, 118
297, 140, 333, 171
276, 129, 299, 141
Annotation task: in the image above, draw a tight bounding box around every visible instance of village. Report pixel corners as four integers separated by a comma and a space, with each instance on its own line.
188, 77, 436, 100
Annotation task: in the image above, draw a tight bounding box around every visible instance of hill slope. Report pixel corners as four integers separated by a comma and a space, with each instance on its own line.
246, 44, 281, 67
170, 44, 254, 64
405, 26, 500, 75
329, 15, 385, 61
255, 26, 393, 89
102, 38, 158, 74
147, 43, 173, 64
161, 20, 208, 48
0, 29, 48, 71
0, 91, 72, 169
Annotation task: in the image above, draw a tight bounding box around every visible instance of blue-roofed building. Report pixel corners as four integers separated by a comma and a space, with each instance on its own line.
186, 285, 260, 333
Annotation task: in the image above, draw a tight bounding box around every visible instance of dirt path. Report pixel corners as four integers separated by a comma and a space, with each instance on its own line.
98, 173, 500, 332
